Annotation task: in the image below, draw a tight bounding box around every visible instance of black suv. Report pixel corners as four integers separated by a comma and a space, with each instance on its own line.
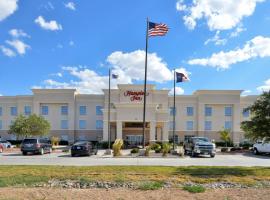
21, 138, 52, 155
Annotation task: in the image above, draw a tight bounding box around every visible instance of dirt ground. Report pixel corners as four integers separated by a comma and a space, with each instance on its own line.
0, 188, 269, 200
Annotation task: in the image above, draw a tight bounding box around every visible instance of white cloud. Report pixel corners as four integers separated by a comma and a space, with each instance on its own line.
9, 29, 30, 38
177, 0, 265, 31
69, 40, 74, 46
37, 50, 190, 94
65, 2, 76, 10
0, 0, 18, 21
169, 87, 185, 95
0, 45, 16, 57
0, 94, 2, 96
241, 90, 252, 96
188, 36, 270, 70
257, 79, 270, 92
34, 16, 62, 31
230, 25, 246, 38
204, 31, 227, 46
6, 39, 30, 55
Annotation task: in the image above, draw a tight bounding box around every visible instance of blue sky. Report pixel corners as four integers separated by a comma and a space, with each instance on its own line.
0, 0, 270, 96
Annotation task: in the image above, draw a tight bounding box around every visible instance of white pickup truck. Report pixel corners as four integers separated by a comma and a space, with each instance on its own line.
253, 140, 270, 155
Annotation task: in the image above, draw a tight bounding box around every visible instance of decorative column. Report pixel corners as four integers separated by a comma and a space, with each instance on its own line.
150, 121, 156, 143
103, 120, 108, 141
197, 103, 205, 137
233, 103, 241, 145
162, 122, 169, 142
116, 121, 122, 139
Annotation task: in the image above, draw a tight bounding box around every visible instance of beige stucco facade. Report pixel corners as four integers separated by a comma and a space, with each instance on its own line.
0, 84, 258, 145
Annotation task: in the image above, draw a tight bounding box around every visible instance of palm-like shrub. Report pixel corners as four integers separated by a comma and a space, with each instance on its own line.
112, 139, 123, 157
162, 143, 171, 157
51, 136, 60, 146
219, 129, 231, 147
145, 146, 151, 157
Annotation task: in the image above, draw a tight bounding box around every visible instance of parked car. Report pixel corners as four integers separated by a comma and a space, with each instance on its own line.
0, 140, 12, 148
71, 141, 97, 157
0, 143, 3, 153
21, 138, 52, 155
253, 140, 270, 155
184, 136, 216, 157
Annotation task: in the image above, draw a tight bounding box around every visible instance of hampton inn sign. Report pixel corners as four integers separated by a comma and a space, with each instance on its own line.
0, 84, 257, 145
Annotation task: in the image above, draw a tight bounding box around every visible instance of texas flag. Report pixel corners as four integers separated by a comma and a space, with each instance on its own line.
176, 72, 189, 83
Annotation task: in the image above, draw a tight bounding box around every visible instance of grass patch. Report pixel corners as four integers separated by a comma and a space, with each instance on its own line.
183, 185, 206, 193
138, 181, 164, 190
0, 166, 269, 187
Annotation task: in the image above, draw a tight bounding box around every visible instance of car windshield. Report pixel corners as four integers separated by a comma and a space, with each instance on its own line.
22, 139, 37, 144
0, 141, 7, 143
193, 137, 209, 142
74, 142, 87, 146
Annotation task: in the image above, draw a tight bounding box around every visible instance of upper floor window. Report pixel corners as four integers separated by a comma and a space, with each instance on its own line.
243, 108, 250, 118
170, 107, 176, 116
225, 106, 232, 116
187, 107, 194, 116
186, 121, 194, 131
61, 105, 68, 115
10, 107, 17, 116
61, 120, 68, 129
96, 106, 103, 116
224, 121, 232, 130
24, 106, 31, 116
0, 107, 2, 116
169, 121, 175, 130
96, 120, 103, 130
0, 120, 2, 129
41, 105, 49, 115
79, 106, 87, 115
204, 121, 212, 131
205, 106, 212, 117
79, 120, 86, 129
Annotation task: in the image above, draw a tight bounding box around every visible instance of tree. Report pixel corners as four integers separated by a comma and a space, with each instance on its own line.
219, 128, 231, 147
241, 91, 270, 141
9, 114, 51, 138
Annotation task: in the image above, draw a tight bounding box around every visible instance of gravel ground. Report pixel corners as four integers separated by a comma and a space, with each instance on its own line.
0, 188, 270, 200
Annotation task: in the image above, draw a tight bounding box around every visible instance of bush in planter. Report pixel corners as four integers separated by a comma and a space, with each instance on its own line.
221, 147, 229, 152
130, 148, 139, 154
162, 143, 171, 157
155, 148, 162, 153
150, 143, 161, 152
112, 139, 123, 157
145, 146, 151, 157
230, 147, 242, 151
51, 136, 60, 146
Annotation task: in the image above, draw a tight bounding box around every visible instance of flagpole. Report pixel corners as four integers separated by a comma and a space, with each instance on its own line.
108, 67, 111, 151
142, 17, 149, 148
173, 69, 176, 150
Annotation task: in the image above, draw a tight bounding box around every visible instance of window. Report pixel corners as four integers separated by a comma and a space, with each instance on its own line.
169, 121, 175, 130
170, 107, 176, 116
0, 107, 2, 116
79, 106, 87, 115
96, 120, 103, 130
61, 120, 68, 129
243, 108, 250, 117
24, 106, 31, 116
41, 105, 49, 115
10, 107, 17, 116
225, 121, 232, 130
187, 107, 194, 116
61, 105, 68, 115
205, 121, 212, 131
225, 106, 232, 116
96, 106, 103, 115
186, 121, 194, 131
0, 120, 2, 129
205, 106, 212, 116
79, 120, 86, 129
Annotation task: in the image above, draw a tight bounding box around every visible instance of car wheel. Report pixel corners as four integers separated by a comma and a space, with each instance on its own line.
253, 148, 259, 155
40, 148, 44, 155
210, 154, 215, 158
191, 151, 196, 157
22, 151, 27, 155
71, 153, 75, 157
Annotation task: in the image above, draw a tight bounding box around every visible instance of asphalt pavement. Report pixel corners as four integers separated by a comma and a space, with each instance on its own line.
0, 150, 270, 166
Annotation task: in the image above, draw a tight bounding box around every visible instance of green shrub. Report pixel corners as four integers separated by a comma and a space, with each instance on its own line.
112, 139, 123, 157
145, 146, 151, 157
155, 148, 162, 153
221, 147, 229, 152
183, 185, 206, 193
138, 181, 164, 190
150, 143, 161, 151
51, 136, 60, 146
130, 148, 139, 154
162, 143, 171, 157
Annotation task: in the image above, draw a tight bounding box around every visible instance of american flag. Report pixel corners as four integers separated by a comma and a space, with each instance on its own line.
148, 22, 169, 37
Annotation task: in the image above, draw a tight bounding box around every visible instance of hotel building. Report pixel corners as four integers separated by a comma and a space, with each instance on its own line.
0, 84, 257, 145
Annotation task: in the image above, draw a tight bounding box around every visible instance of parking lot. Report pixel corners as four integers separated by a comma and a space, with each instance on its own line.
0, 150, 270, 166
